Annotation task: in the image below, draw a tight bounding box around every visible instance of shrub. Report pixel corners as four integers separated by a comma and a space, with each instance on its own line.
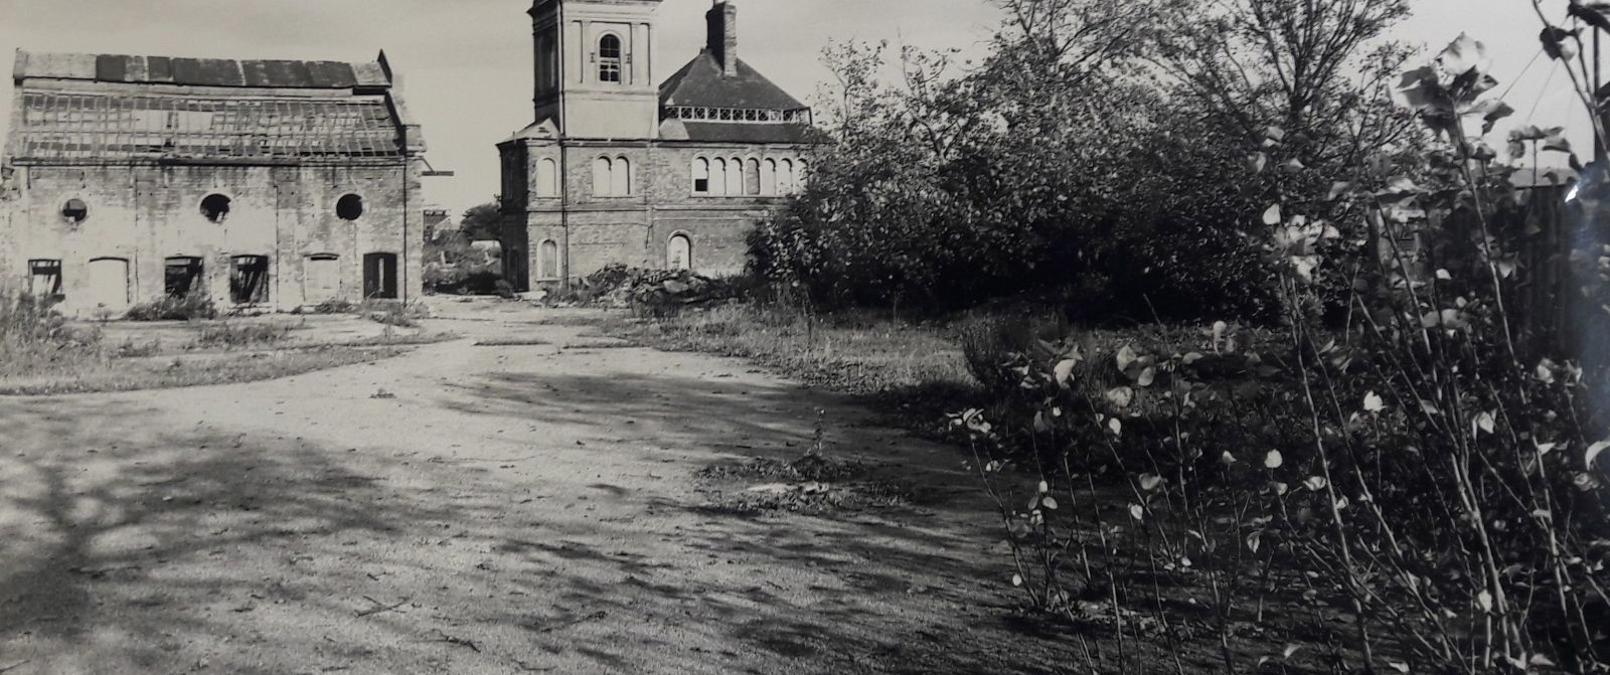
0, 291, 103, 375
125, 291, 217, 322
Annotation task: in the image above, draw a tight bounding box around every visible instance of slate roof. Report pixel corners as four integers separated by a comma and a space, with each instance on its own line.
659, 52, 807, 111
6, 50, 413, 164
658, 51, 814, 144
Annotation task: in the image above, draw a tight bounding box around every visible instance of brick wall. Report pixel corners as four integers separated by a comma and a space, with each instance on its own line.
0, 162, 424, 315
503, 137, 806, 284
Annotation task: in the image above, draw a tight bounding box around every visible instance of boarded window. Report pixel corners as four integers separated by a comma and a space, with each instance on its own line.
304, 254, 340, 304
668, 234, 692, 271
726, 157, 744, 196
611, 156, 631, 196
712, 158, 728, 196
537, 158, 559, 198
28, 259, 63, 298
230, 255, 269, 304
165, 256, 204, 298
762, 159, 777, 196
745, 158, 761, 195
86, 258, 130, 309
539, 239, 561, 280
363, 252, 399, 300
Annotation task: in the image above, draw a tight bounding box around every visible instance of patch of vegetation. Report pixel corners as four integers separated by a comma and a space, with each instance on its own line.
0, 292, 104, 377
194, 321, 297, 350
0, 346, 410, 396
695, 455, 918, 514
125, 292, 218, 322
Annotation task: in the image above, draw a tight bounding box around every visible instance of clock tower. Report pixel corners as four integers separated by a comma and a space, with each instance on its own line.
529, 0, 662, 139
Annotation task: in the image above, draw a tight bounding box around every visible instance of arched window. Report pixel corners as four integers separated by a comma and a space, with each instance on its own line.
667, 234, 692, 271
538, 239, 560, 280
692, 157, 711, 194
712, 158, 728, 196
762, 159, 777, 196
725, 156, 743, 195
745, 158, 761, 195
537, 158, 559, 198
779, 159, 796, 194
598, 34, 623, 83
611, 156, 631, 196
592, 156, 612, 196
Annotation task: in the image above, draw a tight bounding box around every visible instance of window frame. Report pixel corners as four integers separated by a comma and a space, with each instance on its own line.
597, 33, 624, 84
28, 258, 64, 299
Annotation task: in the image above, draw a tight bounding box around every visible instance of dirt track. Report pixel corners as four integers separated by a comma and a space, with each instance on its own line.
0, 299, 1081, 674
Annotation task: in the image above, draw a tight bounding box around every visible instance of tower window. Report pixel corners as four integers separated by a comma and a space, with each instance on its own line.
599, 34, 623, 83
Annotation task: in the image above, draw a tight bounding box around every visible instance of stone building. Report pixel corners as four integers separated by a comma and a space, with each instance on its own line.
0, 50, 428, 316
498, 0, 816, 289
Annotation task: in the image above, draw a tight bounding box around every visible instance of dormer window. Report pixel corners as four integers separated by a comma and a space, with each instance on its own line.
598, 35, 622, 83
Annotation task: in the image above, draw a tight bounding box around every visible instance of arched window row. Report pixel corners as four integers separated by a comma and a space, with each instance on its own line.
690, 156, 807, 197
592, 156, 633, 197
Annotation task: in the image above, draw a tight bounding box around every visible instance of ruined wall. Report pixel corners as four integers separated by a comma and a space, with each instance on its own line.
507, 137, 806, 285
1, 162, 424, 315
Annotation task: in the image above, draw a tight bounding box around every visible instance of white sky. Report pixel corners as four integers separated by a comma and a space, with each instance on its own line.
0, 0, 1597, 215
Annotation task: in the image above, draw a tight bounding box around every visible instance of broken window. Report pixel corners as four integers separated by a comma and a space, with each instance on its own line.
598, 34, 623, 83
693, 157, 710, 194
538, 240, 560, 280
61, 198, 88, 225
164, 256, 204, 298
363, 252, 399, 300
230, 255, 269, 305
337, 194, 364, 221
200, 194, 231, 223
28, 259, 63, 299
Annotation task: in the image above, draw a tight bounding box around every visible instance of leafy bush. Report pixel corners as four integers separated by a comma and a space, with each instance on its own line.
125, 291, 217, 322
0, 291, 103, 375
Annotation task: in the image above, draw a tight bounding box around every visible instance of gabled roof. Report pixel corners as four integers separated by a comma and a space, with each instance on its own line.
658, 51, 807, 111
7, 50, 420, 164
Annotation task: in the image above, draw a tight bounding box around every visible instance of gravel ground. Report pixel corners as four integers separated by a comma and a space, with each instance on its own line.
0, 299, 1075, 675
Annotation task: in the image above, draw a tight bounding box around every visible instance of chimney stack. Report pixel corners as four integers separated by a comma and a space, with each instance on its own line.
706, 0, 738, 77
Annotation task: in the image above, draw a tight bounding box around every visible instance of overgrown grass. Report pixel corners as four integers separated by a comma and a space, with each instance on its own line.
125, 292, 218, 322
0, 346, 410, 396
194, 321, 298, 349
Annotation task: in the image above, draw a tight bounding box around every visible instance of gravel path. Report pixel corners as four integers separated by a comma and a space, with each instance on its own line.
0, 299, 1065, 674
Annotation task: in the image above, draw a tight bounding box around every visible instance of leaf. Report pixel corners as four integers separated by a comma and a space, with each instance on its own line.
1264, 450, 1284, 469
1435, 268, 1452, 280
1247, 152, 1268, 174
1140, 474, 1164, 492
1387, 661, 1410, 673
1038, 480, 1050, 494
1480, 100, 1515, 133
1108, 418, 1122, 436
1264, 126, 1286, 142
1116, 345, 1137, 372
1544, 134, 1573, 153
1106, 386, 1135, 409
1364, 391, 1385, 413
1128, 503, 1145, 521
1437, 33, 1493, 80
1012, 574, 1024, 587
1477, 589, 1494, 613
1262, 203, 1283, 226
1327, 181, 1354, 201
1281, 158, 1306, 174
1569, 0, 1610, 32
1541, 26, 1581, 61
1220, 451, 1238, 466
1054, 359, 1078, 388
1136, 366, 1157, 388
1246, 530, 1262, 554
1041, 496, 1059, 511
1282, 644, 1301, 659
1587, 439, 1610, 468
1304, 476, 1329, 491
1420, 399, 1442, 416
1475, 411, 1496, 435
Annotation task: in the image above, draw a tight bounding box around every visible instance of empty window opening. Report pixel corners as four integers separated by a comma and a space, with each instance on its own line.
363, 252, 399, 300
693, 158, 711, 194
61, 198, 88, 225
537, 158, 560, 198
599, 34, 623, 83
668, 234, 692, 271
230, 255, 269, 305
200, 194, 232, 223
29, 259, 63, 299
165, 256, 204, 298
539, 239, 561, 280
337, 194, 365, 221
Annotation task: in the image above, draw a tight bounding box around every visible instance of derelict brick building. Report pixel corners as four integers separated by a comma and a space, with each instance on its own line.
498, 0, 817, 289
0, 50, 427, 316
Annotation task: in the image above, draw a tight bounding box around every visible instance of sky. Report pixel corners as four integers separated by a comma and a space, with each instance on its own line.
0, 0, 1598, 216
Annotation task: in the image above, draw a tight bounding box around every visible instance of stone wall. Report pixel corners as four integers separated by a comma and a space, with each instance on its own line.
0, 162, 424, 315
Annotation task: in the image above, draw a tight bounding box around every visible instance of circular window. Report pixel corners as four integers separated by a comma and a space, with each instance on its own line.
200, 194, 232, 223
61, 198, 88, 224
337, 194, 364, 221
